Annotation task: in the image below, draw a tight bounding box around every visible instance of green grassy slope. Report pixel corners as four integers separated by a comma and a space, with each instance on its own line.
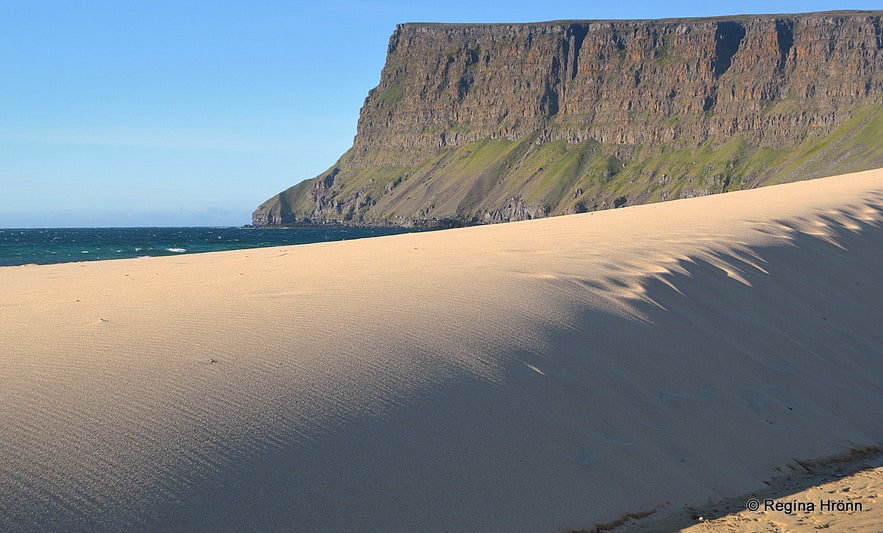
255, 105, 883, 226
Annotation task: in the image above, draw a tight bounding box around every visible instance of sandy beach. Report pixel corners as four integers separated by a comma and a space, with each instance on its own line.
615, 449, 883, 532
1, 169, 882, 531
678, 452, 883, 532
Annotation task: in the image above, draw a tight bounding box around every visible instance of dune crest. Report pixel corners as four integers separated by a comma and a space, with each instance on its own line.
2, 169, 882, 531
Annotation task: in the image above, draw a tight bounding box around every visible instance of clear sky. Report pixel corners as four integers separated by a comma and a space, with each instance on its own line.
0, 1, 877, 227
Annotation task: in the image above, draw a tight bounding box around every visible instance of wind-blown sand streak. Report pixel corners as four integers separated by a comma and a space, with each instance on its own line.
1, 169, 882, 531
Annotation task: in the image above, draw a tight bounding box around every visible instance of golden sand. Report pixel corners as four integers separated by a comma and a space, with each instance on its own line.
1, 169, 881, 530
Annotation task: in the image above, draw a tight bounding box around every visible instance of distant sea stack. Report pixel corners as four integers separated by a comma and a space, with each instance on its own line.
253, 11, 883, 227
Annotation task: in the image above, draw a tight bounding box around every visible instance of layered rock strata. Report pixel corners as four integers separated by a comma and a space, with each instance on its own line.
254, 11, 883, 226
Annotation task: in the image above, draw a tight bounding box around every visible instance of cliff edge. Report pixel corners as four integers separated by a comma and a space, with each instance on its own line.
254, 11, 883, 227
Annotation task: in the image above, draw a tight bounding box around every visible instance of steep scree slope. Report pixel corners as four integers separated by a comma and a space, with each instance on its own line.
254, 11, 883, 226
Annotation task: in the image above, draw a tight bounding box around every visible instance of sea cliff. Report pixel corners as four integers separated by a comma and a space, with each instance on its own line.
254, 11, 883, 226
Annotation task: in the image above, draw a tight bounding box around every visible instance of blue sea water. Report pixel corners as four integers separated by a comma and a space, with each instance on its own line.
0, 227, 425, 267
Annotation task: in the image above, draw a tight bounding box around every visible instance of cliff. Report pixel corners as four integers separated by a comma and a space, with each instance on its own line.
254, 11, 883, 227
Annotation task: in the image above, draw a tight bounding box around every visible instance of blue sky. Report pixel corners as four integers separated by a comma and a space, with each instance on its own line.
0, 1, 876, 227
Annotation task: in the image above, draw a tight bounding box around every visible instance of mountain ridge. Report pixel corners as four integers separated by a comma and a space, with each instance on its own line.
254, 11, 883, 227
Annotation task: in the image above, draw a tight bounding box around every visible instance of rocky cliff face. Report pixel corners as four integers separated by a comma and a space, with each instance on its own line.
254, 11, 883, 227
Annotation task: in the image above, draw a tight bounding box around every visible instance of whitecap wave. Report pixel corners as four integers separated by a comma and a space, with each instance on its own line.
165, 248, 187, 253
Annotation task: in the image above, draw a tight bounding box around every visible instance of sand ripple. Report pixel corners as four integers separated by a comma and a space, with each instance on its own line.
1, 169, 882, 531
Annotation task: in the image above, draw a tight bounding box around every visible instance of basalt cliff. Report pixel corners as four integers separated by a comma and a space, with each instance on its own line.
253, 11, 883, 227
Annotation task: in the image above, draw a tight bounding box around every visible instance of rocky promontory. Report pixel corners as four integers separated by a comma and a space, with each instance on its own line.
254, 11, 883, 227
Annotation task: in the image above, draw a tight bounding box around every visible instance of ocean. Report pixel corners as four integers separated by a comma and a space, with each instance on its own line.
0, 226, 425, 267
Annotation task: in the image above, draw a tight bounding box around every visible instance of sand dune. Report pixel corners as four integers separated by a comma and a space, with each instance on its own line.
1, 169, 882, 531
